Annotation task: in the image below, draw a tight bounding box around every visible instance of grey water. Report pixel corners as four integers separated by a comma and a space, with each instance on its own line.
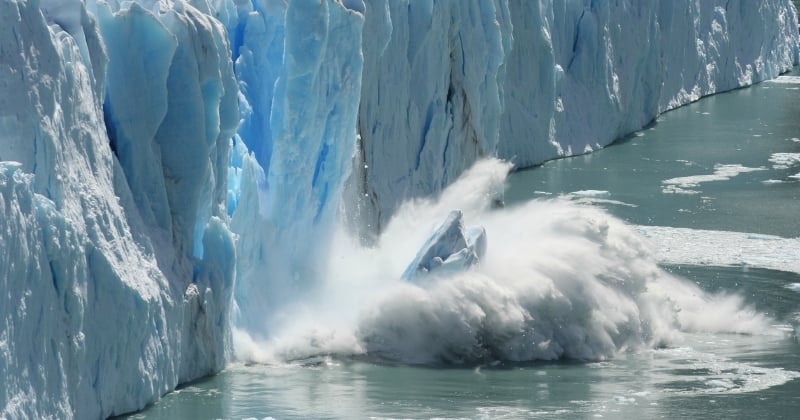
128, 71, 800, 419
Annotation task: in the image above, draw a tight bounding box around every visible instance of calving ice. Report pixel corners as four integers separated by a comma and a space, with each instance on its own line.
1, 0, 798, 418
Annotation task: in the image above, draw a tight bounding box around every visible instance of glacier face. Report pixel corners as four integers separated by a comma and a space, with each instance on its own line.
351, 0, 512, 233
1, 0, 799, 418
354, 0, 800, 230
1, 0, 236, 418
225, 0, 365, 336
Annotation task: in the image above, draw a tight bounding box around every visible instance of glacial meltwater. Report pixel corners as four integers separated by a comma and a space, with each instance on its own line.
127, 73, 800, 419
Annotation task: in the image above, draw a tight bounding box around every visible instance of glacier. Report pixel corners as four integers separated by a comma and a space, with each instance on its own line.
353, 0, 800, 230
1, 0, 237, 417
1, 0, 798, 418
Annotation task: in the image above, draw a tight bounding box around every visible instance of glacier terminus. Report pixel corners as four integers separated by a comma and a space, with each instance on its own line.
1, 0, 799, 418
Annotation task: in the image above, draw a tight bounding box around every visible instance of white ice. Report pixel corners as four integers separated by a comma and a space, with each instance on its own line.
661, 164, 766, 194
636, 226, 800, 275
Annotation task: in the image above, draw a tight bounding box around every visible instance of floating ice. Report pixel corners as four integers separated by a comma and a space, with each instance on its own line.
661, 164, 766, 194
769, 152, 800, 169
636, 226, 800, 275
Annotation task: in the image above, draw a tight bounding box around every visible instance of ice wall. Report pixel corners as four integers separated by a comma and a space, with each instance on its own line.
355, 0, 800, 230
507, 0, 800, 167
1, 0, 236, 417
226, 0, 365, 336
351, 0, 512, 233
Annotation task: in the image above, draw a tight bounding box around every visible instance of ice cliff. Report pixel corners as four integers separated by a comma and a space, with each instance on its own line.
1, 0, 236, 417
1, 0, 798, 418
353, 0, 800, 230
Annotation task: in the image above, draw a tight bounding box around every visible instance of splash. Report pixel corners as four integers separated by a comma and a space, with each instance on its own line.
234, 159, 776, 365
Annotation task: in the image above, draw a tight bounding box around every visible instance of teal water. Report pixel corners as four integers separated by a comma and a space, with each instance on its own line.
128, 72, 800, 419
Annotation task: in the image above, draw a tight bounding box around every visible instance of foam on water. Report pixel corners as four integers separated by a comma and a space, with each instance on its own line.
234, 159, 780, 366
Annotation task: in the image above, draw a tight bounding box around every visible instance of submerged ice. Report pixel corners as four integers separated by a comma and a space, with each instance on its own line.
1, 0, 799, 418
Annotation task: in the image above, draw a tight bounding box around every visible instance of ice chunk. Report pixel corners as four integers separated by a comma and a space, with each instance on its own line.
402, 210, 487, 280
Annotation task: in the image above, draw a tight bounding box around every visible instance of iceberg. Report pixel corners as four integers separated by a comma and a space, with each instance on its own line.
1, 0, 798, 417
